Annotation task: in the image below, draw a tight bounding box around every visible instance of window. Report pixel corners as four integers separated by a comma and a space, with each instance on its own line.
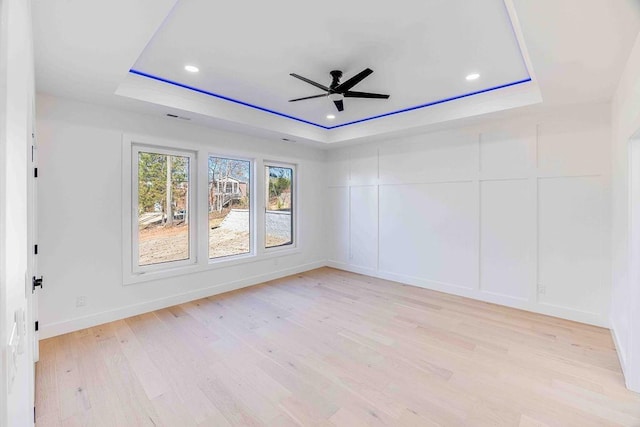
208, 156, 252, 259
123, 136, 299, 284
133, 146, 195, 270
265, 164, 294, 248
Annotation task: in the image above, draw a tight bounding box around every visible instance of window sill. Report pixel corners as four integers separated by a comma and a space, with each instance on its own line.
123, 246, 301, 285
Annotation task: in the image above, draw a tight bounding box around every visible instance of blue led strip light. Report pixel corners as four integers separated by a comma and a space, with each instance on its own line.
130, 69, 531, 130
329, 78, 532, 129
129, 69, 329, 129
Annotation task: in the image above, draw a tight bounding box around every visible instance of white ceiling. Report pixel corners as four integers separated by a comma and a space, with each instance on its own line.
512, 0, 640, 106
33, 0, 640, 145
131, 0, 530, 128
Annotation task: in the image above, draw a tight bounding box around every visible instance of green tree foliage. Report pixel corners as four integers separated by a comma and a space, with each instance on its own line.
138, 152, 188, 215
268, 167, 291, 198
267, 167, 292, 211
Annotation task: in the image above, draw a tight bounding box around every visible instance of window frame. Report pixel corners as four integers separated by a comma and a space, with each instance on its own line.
264, 161, 297, 252
131, 144, 197, 274
207, 153, 256, 263
122, 135, 301, 286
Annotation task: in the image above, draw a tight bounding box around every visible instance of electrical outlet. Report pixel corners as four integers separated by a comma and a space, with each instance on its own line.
76, 296, 87, 307
537, 284, 546, 295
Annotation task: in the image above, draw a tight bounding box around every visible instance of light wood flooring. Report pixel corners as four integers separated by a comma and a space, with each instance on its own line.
35, 268, 640, 426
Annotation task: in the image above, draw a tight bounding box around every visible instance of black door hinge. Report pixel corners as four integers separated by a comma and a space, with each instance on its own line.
34, 406, 36, 423
35, 321, 39, 332
34, 244, 38, 255
34, 167, 38, 178
32, 276, 43, 292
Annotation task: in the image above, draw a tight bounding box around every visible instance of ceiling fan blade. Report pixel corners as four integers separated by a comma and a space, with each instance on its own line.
344, 91, 390, 99
333, 99, 344, 112
289, 94, 327, 102
289, 73, 330, 92
335, 68, 373, 92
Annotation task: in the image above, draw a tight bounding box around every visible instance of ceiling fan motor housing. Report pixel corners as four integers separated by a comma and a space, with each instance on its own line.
329, 70, 343, 90
288, 68, 389, 113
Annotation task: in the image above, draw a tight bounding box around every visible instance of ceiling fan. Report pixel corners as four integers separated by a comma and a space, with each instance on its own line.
288, 68, 390, 112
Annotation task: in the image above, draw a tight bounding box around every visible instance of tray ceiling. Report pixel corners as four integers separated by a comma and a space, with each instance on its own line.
130, 0, 532, 129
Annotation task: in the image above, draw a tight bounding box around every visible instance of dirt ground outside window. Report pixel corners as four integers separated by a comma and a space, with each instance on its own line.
138, 210, 289, 265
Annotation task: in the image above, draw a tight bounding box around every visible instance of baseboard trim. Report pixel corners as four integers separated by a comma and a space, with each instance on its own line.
326, 261, 607, 327
39, 260, 326, 339
40, 259, 608, 338
611, 326, 628, 377
610, 325, 640, 393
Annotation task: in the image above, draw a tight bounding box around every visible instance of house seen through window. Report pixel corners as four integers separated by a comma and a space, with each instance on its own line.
208, 156, 251, 259
131, 142, 297, 275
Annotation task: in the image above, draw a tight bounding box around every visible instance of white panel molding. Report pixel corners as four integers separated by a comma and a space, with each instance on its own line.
379, 181, 479, 290
328, 107, 612, 327
479, 172, 530, 181
481, 289, 528, 302
379, 178, 477, 186
537, 176, 607, 315
474, 130, 482, 293
327, 187, 350, 264
535, 172, 608, 179
40, 260, 326, 339
480, 179, 530, 299
349, 186, 378, 270
474, 179, 481, 292
536, 300, 600, 318
529, 173, 539, 305
327, 262, 606, 327
376, 182, 381, 272
534, 123, 542, 305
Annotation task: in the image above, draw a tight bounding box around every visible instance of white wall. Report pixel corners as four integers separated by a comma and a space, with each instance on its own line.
611, 31, 640, 392
35, 94, 327, 338
327, 104, 612, 327
0, 0, 36, 425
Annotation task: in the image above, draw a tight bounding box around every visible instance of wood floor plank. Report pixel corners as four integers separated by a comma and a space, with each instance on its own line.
36, 267, 640, 426
112, 319, 170, 400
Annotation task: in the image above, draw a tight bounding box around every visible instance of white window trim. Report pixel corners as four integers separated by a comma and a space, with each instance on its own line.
264, 161, 298, 253
122, 134, 300, 286
207, 153, 256, 263
131, 145, 197, 274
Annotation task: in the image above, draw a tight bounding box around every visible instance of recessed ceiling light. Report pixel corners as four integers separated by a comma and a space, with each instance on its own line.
326, 114, 336, 120
184, 65, 199, 73
466, 73, 480, 81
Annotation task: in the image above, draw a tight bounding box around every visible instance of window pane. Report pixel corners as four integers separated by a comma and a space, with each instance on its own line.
137, 152, 190, 266
265, 165, 293, 248
209, 157, 251, 259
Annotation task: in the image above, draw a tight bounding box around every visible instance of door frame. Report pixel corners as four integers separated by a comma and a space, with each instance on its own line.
627, 135, 640, 392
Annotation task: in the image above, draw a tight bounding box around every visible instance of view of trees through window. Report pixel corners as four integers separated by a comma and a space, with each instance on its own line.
137, 151, 190, 266
265, 165, 293, 247
134, 148, 294, 269
209, 157, 251, 259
